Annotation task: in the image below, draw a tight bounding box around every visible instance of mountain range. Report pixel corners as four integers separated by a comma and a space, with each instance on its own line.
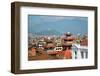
31, 29, 62, 36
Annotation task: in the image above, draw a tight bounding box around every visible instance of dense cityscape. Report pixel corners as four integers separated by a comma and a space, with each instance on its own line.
28, 32, 88, 60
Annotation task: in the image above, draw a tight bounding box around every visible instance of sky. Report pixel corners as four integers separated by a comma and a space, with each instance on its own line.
28, 15, 88, 35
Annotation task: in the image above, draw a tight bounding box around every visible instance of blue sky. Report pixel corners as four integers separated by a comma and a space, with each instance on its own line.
28, 15, 88, 35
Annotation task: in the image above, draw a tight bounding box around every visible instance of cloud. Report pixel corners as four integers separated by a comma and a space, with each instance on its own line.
39, 16, 87, 22
28, 15, 88, 28
77, 17, 88, 21
39, 16, 66, 22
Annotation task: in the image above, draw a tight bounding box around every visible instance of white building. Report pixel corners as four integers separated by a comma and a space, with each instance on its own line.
72, 44, 88, 59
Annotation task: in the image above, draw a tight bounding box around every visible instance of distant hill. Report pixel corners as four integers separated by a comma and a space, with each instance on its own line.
28, 33, 33, 39
32, 29, 62, 36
